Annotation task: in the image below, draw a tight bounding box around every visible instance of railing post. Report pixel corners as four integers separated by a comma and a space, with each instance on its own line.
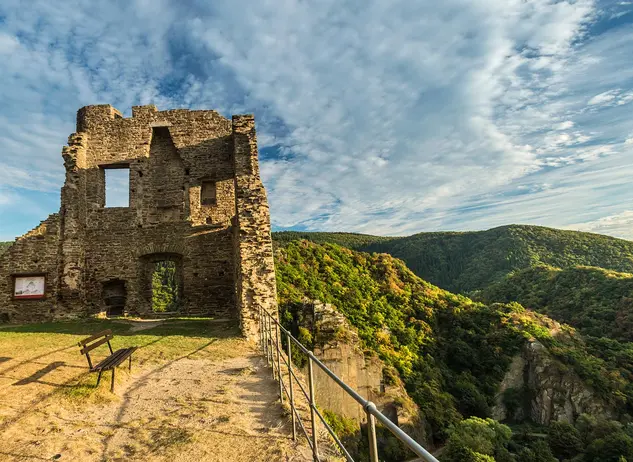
268, 315, 276, 379
274, 320, 284, 404
263, 310, 269, 362
366, 403, 379, 462
265, 314, 271, 365
286, 335, 297, 442
259, 307, 264, 353
308, 356, 319, 461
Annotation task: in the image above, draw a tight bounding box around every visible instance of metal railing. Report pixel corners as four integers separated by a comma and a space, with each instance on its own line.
258, 307, 439, 462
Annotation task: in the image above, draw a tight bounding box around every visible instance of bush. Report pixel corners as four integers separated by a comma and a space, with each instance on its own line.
516, 440, 557, 462
585, 431, 633, 462
443, 417, 511, 462
546, 421, 583, 460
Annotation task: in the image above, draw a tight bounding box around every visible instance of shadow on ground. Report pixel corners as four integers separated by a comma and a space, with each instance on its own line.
0, 317, 241, 339
12, 361, 67, 386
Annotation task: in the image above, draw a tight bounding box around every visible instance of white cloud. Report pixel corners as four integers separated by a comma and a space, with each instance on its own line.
587, 89, 633, 107
184, 0, 601, 232
0, 190, 15, 207
1, 0, 633, 242
564, 211, 633, 241
0, 32, 19, 54
556, 121, 575, 130
588, 90, 619, 106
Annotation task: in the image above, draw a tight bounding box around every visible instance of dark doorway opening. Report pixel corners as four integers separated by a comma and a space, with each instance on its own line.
103, 280, 126, 316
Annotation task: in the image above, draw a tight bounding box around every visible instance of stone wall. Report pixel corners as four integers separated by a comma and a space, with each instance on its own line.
232, 115, 278, 337
0, 215, 64, 322
0, 105, 276, 338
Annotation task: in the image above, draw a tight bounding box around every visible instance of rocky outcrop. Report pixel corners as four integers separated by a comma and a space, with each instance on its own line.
297, 299, 428, 443
492, 339, 614, 425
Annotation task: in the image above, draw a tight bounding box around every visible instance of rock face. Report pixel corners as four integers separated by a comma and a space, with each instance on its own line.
298, 300, 427, 442
0, 105, 276, 339
492, 339, 614, 424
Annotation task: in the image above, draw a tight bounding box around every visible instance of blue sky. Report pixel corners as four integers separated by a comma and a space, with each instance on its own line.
1, 0, 633, 241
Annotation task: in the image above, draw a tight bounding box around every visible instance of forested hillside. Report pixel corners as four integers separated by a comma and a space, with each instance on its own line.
272, 225, 633, 294
273, 231, 388, 249
0, 242, 11, 254
479, 265, 633, 342
275, 240, 633, 461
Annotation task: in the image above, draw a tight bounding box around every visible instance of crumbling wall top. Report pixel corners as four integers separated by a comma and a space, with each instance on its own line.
76, 105, 123, 131
77, 104, 231, 133
131, 105, 158, 118
231, 114, 255, 133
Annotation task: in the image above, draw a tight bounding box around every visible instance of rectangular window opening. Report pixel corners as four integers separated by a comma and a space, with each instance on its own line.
104, 167, 130, 207
201, 181, 217, 206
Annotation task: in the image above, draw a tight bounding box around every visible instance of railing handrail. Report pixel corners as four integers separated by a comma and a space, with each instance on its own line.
258, 307, 439, 462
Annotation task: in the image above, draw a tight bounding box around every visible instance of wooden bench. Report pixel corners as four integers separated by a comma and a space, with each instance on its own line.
78, 329, 137, 392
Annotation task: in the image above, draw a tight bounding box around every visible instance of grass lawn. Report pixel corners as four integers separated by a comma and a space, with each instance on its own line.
0, 318, 243, 401
0, 317, 241, 360
0, 318, 240, 361
0, 317, 310, 461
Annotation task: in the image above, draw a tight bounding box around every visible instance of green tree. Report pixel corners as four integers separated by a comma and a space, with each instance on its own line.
585, 432, 633, 462
152, 261, 179, 312
443, 417, 512, 462
548, 421, 584, 460
274, 239, 633, 454
516, 440, 558, 462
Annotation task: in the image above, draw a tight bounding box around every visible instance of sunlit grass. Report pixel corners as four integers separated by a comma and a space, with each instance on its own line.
0, 317, 242, 400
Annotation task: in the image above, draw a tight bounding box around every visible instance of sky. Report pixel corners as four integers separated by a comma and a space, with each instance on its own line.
1, 0, 633, 241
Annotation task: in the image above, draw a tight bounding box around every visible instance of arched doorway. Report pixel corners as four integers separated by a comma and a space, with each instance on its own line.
141, 253, 183, 314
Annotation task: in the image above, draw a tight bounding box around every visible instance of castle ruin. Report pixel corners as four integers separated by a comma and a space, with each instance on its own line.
0, 105, 277, 339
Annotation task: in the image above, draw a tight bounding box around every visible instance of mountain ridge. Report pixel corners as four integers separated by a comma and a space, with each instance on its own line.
273, 224, 633, 293
274, 239, 633, 461
479, 264, 633, 342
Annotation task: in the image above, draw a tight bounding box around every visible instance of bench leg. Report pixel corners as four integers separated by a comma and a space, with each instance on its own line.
96, 370, 102, 387
129, 355, 132, 372
111, 368, 115, 393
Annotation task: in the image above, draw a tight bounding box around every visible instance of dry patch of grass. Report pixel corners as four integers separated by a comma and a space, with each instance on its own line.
0, 318, 311, 461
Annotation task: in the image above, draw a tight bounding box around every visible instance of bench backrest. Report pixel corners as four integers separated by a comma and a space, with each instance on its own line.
78, 329, 114, 369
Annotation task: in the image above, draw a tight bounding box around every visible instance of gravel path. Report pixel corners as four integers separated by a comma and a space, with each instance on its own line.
0, 338, 311, 461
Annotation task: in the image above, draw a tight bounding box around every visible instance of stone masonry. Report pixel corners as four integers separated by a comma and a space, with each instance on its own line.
0, 105, 277, 338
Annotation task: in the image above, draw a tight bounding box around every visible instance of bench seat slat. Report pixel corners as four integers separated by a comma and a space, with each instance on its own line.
90, 347, 137, 372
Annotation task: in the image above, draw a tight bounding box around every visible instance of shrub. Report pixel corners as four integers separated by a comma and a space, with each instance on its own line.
547, 421, 583, 460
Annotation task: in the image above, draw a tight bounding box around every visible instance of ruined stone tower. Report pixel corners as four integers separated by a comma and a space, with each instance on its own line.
0, 105, 277, 339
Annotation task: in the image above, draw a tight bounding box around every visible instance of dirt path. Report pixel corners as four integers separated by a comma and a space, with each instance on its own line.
0, 328, 311, 461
